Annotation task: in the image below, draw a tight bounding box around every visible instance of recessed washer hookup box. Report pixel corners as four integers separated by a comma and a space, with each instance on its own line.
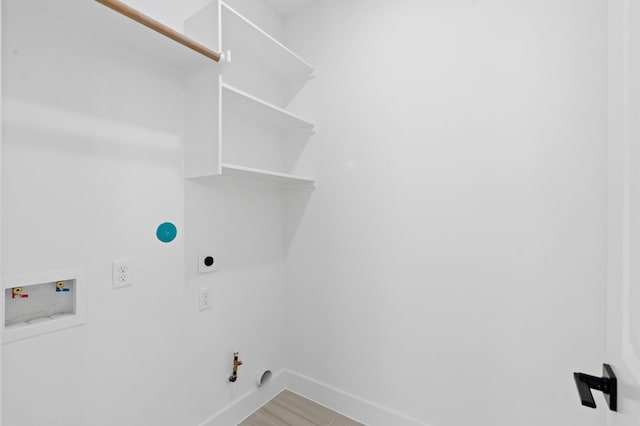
3, 268, 87, 343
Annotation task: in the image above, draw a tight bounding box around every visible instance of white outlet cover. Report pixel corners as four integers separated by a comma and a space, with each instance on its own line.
199, 287, 212, 311
198, 251, 218, 274
112, 258, 132, 289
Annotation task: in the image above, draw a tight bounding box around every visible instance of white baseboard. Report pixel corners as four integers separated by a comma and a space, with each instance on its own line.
197, 369, 286, 426
198, 369, 430, 426
284, 370, 430, 426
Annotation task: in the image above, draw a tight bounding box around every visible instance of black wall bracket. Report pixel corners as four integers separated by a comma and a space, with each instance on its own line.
573, 363, 617, 411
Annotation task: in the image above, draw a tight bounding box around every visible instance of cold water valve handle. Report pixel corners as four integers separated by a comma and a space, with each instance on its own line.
55, 281, 70, 292
229, 352, 243, 383
573, 364, 617, 411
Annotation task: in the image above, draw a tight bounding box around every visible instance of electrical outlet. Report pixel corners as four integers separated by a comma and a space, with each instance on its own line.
198, 251, 218, 273
112, 258, 132, 289
199, 287, 212, 311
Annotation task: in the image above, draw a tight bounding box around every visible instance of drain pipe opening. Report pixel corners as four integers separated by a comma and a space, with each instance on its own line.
256, 370, 272, 387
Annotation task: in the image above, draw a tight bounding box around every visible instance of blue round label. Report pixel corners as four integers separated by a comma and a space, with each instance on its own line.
156, 222, 177, 243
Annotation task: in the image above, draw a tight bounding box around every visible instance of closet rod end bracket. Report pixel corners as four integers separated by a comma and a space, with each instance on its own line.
220, 49, 232, 64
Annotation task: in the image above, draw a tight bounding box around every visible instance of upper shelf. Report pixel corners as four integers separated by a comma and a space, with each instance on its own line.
222, 83, 314, 130
221, 1, 314, 77
5, 0, 218, 71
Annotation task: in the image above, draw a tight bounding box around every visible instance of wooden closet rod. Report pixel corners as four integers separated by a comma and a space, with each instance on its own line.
95, 0, 221, 62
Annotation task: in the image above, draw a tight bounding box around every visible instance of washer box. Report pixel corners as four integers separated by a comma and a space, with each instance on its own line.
3, 268, 87, 343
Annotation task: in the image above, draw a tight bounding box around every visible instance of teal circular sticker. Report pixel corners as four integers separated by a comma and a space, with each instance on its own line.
156, 222, 177, 243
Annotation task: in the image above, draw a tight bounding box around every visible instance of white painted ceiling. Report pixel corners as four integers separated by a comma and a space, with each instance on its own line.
264, 0, 318, 16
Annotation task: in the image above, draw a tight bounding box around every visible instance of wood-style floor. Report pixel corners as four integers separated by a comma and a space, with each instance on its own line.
239, 390, 364, 426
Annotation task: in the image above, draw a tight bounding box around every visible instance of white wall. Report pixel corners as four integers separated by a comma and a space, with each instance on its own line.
124, 0, 284, 40
2, 2, 288, 425
284, 1, 607, 425
124, 0, 213, 33
2, 1, 611, 425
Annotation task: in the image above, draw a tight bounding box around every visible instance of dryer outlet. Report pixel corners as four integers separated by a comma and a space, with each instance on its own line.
198, 251, 218, 273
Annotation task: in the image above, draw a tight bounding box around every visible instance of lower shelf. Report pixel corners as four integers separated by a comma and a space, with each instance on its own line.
220, 163, 315, 187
